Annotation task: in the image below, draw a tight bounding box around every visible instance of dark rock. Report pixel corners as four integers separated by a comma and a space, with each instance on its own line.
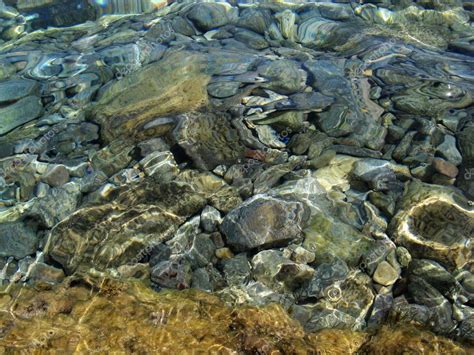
186, 3, 235, 31
237, 7, 272, 34
151, 255, 192, 290
221, 253, 251, 286
234, 28, 269, 50
0, 222, 38, 259
221, 195, 309, 251
0, 96, 43, 135
41, 165, 70, 187
0, 79, 39, 103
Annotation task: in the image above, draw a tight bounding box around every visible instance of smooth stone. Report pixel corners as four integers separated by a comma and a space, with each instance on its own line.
234, 28, 269, 50
306, 150, 336, 170
303, 213, 376, 267
298, 258, 350, 301
0, 222, 38, 259
432, 158, 459, 178
0, 79, 39, 103
28, 262, 65, 284
283, 245, 316, 264
297, 18, 341, 48
283, 92, 335, 111
407, 276, 457, 333
0, 96, 43, 135
92, 51, 210, 143
207, 81, 241, 98
458, 125, 474, 162
409, 259, 459, 299
275, 9, 297, 41
436, 135, 462, 166
41, 165, 70, 187
258, 60, 307, 95
373, 261, 399, 286
251, 249, 313, 291
220, 195, 309, 252
47, 180, 206, 273
191, 266, 224, 292
332, 145, 383, 159
186, 3, 235, 31
237, 7, 272, 34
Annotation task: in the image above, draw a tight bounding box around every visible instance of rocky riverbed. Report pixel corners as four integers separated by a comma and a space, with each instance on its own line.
0, 0, 473, 352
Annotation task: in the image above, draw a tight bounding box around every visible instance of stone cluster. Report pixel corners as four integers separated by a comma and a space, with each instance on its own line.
0, 0, 473, 350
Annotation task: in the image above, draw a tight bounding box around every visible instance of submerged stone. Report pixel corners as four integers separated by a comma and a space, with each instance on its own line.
221, 195, 309, 252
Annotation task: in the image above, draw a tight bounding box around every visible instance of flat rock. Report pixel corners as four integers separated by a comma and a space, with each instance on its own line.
0, 79, 39, 103
0, 96, 43, 135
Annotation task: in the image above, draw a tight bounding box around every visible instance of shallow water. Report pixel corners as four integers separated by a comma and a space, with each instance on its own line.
0, 0, 473, 353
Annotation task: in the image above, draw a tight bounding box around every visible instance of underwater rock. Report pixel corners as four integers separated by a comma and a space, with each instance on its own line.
0, 1, 473, 350
234, 28, 269, 50
91, 51, 210, 143
27, 262, 65, 285
237, 7, 272, 34
221, 195, 309, 252
373, 261, 400, 286
258, 60, 307, 95
151, 255, 192, 290
207, 81, 241, 98
0, 95, 43, 135
0, 79, 38, 103
186, 3, 236, 32
221, 253, 251, 286
301, 270, 375, 332
200, 205, 222, 233
275, 9, 297, 41
41, 165, 70, 187
47, 180, 207, 274
172, 111, 245, 171
0, 221, 37, 259
303, 213, 376, 267
389, 181, 474, 269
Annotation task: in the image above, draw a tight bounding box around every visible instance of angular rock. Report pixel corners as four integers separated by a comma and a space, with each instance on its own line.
373, 261, 399, 286
41, 165, 70, 187
172, 111, 245, 171
151, 255, 192, 290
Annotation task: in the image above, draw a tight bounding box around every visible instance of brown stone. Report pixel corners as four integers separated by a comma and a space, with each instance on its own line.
41, 165, 70, 187
432, 158, 459, 178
